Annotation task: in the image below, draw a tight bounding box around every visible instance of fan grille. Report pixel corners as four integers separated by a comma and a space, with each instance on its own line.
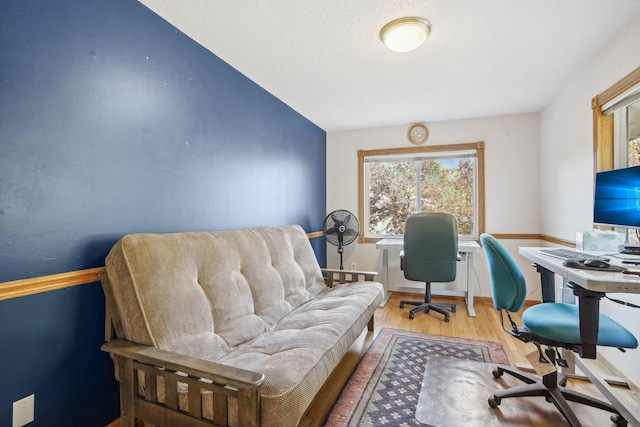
323, 210, 359, 247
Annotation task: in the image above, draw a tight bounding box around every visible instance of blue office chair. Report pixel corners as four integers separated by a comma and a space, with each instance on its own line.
480, 233, 637, 427
399, 212, 458, 322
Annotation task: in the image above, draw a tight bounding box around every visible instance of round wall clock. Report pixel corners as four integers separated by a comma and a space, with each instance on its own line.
408, 123, 429, 145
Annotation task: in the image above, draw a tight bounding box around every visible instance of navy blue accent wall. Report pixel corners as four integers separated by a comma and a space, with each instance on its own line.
0, 0, 326, 425
0, 284, 113, 426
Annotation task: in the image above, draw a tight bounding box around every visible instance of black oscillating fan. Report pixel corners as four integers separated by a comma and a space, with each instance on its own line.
322, 210, 359, 270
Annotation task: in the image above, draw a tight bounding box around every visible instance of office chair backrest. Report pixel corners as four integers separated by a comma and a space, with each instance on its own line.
480, 233, 527, 313
403, 212, 458, 283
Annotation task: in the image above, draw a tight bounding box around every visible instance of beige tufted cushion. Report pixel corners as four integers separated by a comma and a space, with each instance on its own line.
105, 225, 328, 360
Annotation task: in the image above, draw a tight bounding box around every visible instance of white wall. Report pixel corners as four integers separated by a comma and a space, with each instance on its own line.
540, 15, 640, 386
326, 113, 542, 299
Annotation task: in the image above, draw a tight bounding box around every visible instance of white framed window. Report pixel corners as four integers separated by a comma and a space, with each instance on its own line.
357, 142, 485, 243
615, 102, 640, 167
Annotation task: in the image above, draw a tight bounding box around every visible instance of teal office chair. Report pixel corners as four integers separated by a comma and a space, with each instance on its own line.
480, 233, 637, 427
399, 212, 458, 322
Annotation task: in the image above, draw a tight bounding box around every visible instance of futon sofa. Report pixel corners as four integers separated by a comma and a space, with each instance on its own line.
100, 224, 384, 427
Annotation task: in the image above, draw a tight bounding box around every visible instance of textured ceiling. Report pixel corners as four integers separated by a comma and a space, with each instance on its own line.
139, 0, 640, 132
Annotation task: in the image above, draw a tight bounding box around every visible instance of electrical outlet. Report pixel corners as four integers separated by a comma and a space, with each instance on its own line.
351, 262, 357, 270
13, 394, 34, 427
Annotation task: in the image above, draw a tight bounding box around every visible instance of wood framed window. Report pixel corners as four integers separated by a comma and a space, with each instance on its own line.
593, 66, 640, 172
358, 142, 485, 243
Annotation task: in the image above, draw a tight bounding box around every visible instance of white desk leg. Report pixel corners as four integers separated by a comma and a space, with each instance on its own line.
574, 356, 640, 426
379, 249, 391, 307
465, 252, 476, 317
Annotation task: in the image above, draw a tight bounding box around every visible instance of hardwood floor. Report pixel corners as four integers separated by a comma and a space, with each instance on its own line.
301, 292, 640, 427
300, 292, 535, 426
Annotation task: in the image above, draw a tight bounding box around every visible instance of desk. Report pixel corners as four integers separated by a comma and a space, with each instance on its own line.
519, 247, 640, 294
375, 239, 481, 316
519, 247, 640, 425
520, 247, 640, 358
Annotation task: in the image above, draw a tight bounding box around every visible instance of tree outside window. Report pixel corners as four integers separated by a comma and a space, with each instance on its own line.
626, 100, 640, 166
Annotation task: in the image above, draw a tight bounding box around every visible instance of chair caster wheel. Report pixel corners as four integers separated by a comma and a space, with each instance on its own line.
444, 316, 450, 322
399, 303, 405, 309
492, 368, 503, 378
451, 307, 456, 313
559, 378, 567, 387
488, 396, 500, 408
409, 312, 414, 319
611, 414, 628, 427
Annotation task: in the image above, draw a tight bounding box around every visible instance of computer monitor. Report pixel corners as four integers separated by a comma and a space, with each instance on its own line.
593, 165, 640, 229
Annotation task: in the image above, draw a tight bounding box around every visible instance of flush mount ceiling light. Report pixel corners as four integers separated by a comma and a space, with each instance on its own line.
380, 17, 431, 53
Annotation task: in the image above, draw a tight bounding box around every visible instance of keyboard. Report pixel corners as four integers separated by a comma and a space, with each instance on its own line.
539, 248, 610, 262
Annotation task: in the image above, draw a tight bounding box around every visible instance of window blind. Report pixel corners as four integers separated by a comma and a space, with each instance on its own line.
602, 82, 640, 115
364, 151, 476, 163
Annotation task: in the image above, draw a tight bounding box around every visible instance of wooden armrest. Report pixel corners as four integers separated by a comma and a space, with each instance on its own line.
321, 268, 379, 287
102, 339, 264, 390
322, 268, 379, 277
103, 339, 264, 426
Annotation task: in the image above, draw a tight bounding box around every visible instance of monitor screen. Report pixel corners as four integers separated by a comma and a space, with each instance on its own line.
594, 165, 640, 229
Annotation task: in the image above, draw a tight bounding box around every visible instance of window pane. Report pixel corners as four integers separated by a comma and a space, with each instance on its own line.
628, 100, 640, 166
419, 158, 475, 235
367, 161, 416, 235
626, 100, 640, 243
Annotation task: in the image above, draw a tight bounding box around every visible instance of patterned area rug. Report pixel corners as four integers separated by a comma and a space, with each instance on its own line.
323, 328, 509, 426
